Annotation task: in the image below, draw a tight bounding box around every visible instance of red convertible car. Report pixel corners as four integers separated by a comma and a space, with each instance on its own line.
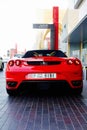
5, 50, 83, 95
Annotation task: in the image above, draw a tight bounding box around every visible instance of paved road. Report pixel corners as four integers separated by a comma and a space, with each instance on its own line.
0, 67, 87, 130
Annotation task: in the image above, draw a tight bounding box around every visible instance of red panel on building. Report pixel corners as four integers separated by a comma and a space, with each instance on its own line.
53, 7, 59, 50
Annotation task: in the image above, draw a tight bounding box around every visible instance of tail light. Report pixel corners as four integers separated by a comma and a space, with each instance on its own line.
8, 60, 14, 66
74, 60, 80, 65
67, 59, 73, 65
15, 60, 21, 66
67, 59, 80, 65
8, 60, 21, 66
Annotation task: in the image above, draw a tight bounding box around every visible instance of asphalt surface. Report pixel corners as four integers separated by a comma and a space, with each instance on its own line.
0, 66, 87, 130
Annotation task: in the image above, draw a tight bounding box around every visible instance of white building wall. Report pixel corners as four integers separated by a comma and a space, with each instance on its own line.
60, 9, 79, 42
60, 0, 86, 52
79, 0, 87, 21
68, 9, 79, 34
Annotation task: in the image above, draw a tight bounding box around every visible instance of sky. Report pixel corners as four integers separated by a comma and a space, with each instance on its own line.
0, 0, 68, 56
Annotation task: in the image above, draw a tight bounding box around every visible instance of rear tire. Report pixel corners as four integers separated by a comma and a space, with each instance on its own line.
0, 63, 4, 71
72, 88, 83, 95
6, 89, 18, 96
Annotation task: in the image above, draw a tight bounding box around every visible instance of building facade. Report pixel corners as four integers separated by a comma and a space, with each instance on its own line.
61, 0, 87, 65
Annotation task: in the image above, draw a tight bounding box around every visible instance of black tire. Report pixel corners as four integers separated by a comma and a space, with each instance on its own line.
0, 63, 4, 71
72, 88, 83, 95
6, 89, 18, 96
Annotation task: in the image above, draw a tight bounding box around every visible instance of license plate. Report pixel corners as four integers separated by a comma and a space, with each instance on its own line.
26, 73, 56, 79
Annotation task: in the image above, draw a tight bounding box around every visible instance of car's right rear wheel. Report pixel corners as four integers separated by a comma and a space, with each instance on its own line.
72, 87, 83, 95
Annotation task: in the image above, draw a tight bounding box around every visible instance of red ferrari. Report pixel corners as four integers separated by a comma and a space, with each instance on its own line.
5, 50, 83, 95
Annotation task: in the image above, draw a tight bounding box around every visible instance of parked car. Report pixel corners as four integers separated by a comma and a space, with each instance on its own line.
3, 56, 10, 63
5, 50, 83, 95
0, 56, 4, 71
13, 54, 23, 58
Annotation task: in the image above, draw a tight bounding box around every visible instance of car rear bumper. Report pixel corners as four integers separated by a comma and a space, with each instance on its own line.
6, 79, 83, 91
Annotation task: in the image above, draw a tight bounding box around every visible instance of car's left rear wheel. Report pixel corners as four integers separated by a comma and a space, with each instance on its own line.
6, 89, 18, 96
